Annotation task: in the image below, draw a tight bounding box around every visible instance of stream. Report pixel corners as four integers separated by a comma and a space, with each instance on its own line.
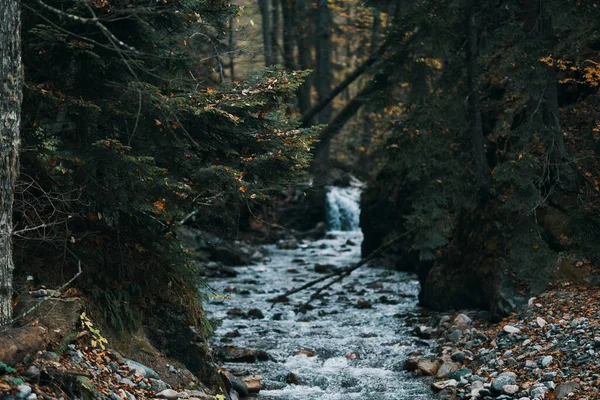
205, 186, 436, 400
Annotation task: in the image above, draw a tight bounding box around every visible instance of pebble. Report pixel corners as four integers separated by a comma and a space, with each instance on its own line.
16, 385, 32, 399
156, 389, 181, 399
491, 372, 517, 392
503, 325, 521, 334
502, 384, 519, 395
536, 317, 547, 328
540, 355, 552, 368
448, 330, 462, 342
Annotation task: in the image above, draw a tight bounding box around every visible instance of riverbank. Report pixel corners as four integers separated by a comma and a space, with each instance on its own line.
409, 281, 599, 399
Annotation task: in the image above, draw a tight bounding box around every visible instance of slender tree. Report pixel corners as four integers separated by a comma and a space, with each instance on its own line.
0, 0, 22, 327
295, 0, 312, 116
465, 2, 490, 187
258, 0, 273, 66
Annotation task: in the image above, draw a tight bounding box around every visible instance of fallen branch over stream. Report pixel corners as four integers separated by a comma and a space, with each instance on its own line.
268, 232, 409, 305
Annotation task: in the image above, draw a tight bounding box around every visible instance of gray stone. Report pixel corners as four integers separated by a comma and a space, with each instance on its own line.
25, 395, 36, 400
222, 371, 249, 396
448, 330, 462, 342
436, 361, 459, 378
525, 360, 537, 369
150, 378, 171, 393
555, 381, 580, 399
16, 385, 32, 399
542, 372, 556, 381
540, 355, 553, 368
126, 359, 160, 379
451, 351, 466, 363
491, 372, 517, 392
448, 368, 472, 381
503, 325, 521, 334
503, 384, 519, 395
536, 317, 547, 328
530, 385, 547, 398
156, 389, 181, 400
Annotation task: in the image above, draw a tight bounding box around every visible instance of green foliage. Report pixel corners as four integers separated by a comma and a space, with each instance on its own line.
367, 0, 600, 274
17, 0, 316, 331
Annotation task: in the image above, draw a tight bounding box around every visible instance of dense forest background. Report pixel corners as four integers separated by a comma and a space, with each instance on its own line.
4, 0, 600, 354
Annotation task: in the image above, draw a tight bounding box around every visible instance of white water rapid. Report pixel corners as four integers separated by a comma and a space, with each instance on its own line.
204, 187, 435, 399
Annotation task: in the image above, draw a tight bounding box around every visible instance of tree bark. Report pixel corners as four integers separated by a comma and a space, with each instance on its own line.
313, 75, 388, 157
466, 5, 490, 187
0, 0, 22, 327
271, 0, 280, 65
301, 40, 390, 127
314, 0, 332, 125
228, 17, 235, 80
280, 0, 296, 71
258, 0, 273, 66
295, 0, 312, 117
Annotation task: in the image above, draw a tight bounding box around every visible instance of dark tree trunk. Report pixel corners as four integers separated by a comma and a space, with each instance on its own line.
466, 5, 490, 187
314, 0, 332, 125
228, 17, 235, 80
312, 0, 333, 181
258, 0, 273, 66
0, 0, 22, 326
271, 0, 280, 65
280, 0, 296, 71
523, 0, 575, 187
295, 0, 312, 116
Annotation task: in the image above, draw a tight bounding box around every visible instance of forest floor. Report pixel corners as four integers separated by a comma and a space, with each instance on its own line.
410, 281, 600, 399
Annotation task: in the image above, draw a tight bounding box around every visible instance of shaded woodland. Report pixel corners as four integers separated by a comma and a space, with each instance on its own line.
3, 0, 600, 398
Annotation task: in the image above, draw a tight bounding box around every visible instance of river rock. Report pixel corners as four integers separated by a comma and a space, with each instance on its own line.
503, 325, 521, 334
454, 313, 472, 327
156, 389, 180, 399
125, 359, 159, 379
356, 299, 372, 309
413, 325, 434, 339
404, 358, 441, 376
448, 368, 472, 381
448, 330, 462, 342
491, 372, 517, 392
540, 355, 552, 368
247, 309, 265, 319
241, 375, 263, 393
314, 264, 336, 274
451, 351, 466, 363
216, 346, 270, 363
16, 385, 32, 399
503, 384, 519, 395
226, 308, 246, 318
555, 381, 580, 399
536, 317, 547, 328
431, 379, 457, 391
149, 378, 171, 393
436, 361, 459, 378
221, 371, 249, 396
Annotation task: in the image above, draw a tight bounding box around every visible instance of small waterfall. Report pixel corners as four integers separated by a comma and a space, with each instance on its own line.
325, 186, 362, 232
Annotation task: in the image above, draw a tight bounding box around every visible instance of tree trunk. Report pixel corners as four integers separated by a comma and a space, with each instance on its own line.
295, 0, 312, 116
0, 0, 22, 327
258, 0, 273, 66
466, 5, 490, 187
315, 0, 332, 125
271, 0, 280, 65
523, 0, 575, 187
228, 17, 235, 80
280, 0, 296, 71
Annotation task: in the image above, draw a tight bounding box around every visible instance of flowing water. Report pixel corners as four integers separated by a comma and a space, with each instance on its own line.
205, 187, 436, 400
